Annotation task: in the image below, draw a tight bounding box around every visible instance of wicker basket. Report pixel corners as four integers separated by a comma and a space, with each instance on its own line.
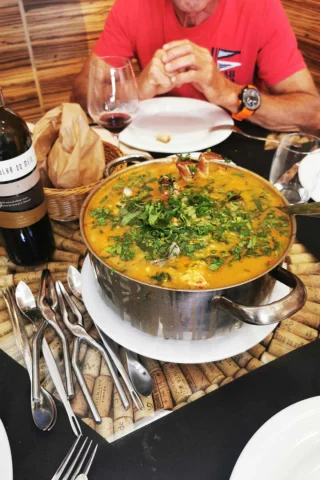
44, 141, 122, 222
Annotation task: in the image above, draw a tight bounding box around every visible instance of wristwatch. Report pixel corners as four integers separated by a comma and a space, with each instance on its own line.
232, 85, 261, 121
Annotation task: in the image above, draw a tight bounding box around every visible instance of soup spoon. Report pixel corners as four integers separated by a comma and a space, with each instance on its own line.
276, 201, 320, 216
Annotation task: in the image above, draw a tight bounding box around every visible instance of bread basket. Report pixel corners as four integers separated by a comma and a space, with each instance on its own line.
44, 141, 122, 222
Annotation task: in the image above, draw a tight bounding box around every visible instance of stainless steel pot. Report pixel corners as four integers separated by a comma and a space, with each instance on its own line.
81, 156, 307, 340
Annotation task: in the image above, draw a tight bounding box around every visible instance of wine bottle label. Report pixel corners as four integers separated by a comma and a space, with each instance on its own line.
0, 146, 47, 229
0, 145, 37, 183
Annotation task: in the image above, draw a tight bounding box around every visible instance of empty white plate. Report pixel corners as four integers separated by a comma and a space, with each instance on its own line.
0, 420, 13, 480
119, 97, 233, 153
230, 396, 320, 480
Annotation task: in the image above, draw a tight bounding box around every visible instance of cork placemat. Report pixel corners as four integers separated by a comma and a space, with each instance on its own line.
0, 221, 319, 442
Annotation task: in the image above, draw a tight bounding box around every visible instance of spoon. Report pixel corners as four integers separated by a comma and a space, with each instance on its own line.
3, 287, 56, 431
276, 201, 320, 216
122, 348, 153, 397
68, 266, 153, 397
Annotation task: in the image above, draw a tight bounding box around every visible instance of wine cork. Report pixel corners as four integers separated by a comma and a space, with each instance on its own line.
274, 328, 309, 349
79, 257, 85, 269
306, 287, 320, 303
260, 352, 277, 364
0, 247, 7, 256
133, 395, 154, 422
140, 355, 161, 375
289, 244, 310, 254
0, 257, 16, 269
14, 262, 77, 274
205, 384, 219, 394
0, 297, 7, 311
0, 310, 9, 323
48, 337, 63, 360
287, 263, 320, 275
232, 352, 253, 368
172, 402, 187, 411
50, 249, 80, 264
39, 357, 49, 381
41, 373, 56, 394
12, 271, 68, 286
248, 344, 266, 359
234, 368, 248, 379
83, 314, 93, 332
0, 275, 14, 287
82, 347, 102, 378
215, 358, 240, 377
113, 417, 133, 437
262, 332, 274, 348
304, 300, 320, 317
298, 275, 320, 288
280, 318, 318, 341
52, 223, 85, 244
0, 324, 33, 351
187, 391, 205, 403
113, 379, 133, 421
268, 339, 295, 357
291, 311, 320, 330
220, 376, 234, 386
54, 234, 87, 256
179, 364, 211, 393
71, 374, 95, 417
246, 358, 263, 371
96, 417, 113, 440
88, 326, 100, 342
82, 418, 96, 430
162, 363, 192, 404
286, 253, 318, 264
0, 267, 8, 276
0, 320, 12, 337
92, 375, 113, 417
151, 368, 173, 411
198, 362, 225, 384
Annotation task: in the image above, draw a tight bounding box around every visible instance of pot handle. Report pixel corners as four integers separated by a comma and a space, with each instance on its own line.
105, 154, 151, 177
210, 266, 307, 326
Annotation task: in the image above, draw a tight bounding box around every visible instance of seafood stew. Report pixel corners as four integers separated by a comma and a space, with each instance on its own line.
83, 154, 292, 290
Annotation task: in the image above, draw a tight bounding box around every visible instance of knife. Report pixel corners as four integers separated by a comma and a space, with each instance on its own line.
42, 338, 82, 437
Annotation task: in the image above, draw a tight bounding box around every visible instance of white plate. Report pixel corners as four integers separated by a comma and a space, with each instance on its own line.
82, 257, 287, 363
0, 420, 13, 480
119, 97, 233, 153
231, 396, 320, 480
299, 148, 320, 201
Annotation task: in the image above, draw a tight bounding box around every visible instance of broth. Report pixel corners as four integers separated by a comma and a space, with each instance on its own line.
83, 158, 292, 290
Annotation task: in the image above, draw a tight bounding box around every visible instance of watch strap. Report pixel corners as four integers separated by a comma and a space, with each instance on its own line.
232, 84, 260, 121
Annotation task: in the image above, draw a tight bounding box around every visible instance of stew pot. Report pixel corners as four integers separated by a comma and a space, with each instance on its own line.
80, 156, 307, 341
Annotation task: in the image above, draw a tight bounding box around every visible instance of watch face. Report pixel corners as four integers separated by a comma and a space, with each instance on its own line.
243, 88, 261, 111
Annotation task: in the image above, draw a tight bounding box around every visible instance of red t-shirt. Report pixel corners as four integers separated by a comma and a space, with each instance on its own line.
94, 0, 306, 100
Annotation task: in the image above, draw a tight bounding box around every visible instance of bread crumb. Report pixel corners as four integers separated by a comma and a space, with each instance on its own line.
156, 133, 171, 143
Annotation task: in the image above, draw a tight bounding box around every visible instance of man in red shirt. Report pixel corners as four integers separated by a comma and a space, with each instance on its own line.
72, 0, 320, 132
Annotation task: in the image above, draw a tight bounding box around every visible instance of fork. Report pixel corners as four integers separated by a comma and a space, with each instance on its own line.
209, 124, 282, 144
51, 436, 98, 480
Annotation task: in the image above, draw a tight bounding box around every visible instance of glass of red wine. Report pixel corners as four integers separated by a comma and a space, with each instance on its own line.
88, 56, 139, 147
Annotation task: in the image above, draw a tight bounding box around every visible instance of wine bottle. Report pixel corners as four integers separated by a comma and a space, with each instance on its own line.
0, 88, 55, 266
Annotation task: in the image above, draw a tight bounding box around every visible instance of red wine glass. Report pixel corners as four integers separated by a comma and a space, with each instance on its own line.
88, 56, 139, 148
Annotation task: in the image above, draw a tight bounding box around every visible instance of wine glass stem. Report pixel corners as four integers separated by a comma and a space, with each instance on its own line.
113, 133, 120, 149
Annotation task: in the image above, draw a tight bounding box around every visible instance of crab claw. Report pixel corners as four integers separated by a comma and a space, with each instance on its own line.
176, 161, 193, 181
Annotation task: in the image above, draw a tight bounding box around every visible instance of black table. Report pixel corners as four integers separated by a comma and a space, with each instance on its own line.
1, 122, 319, 479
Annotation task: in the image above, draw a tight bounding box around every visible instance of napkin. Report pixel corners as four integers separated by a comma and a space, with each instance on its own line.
91, 126, 153, 159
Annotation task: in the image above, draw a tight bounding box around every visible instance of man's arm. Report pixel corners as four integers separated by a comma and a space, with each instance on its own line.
71, 52, 98, 112
162, 40, 320, 134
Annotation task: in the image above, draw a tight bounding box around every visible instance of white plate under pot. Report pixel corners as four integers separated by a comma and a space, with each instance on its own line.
82, 257, 287, 363
119, 97, 233, 153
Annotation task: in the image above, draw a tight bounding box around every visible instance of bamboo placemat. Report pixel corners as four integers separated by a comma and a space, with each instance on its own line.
0, 221, 319, 442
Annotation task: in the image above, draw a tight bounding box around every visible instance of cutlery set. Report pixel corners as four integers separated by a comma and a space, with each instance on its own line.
2, 265, 153, 440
